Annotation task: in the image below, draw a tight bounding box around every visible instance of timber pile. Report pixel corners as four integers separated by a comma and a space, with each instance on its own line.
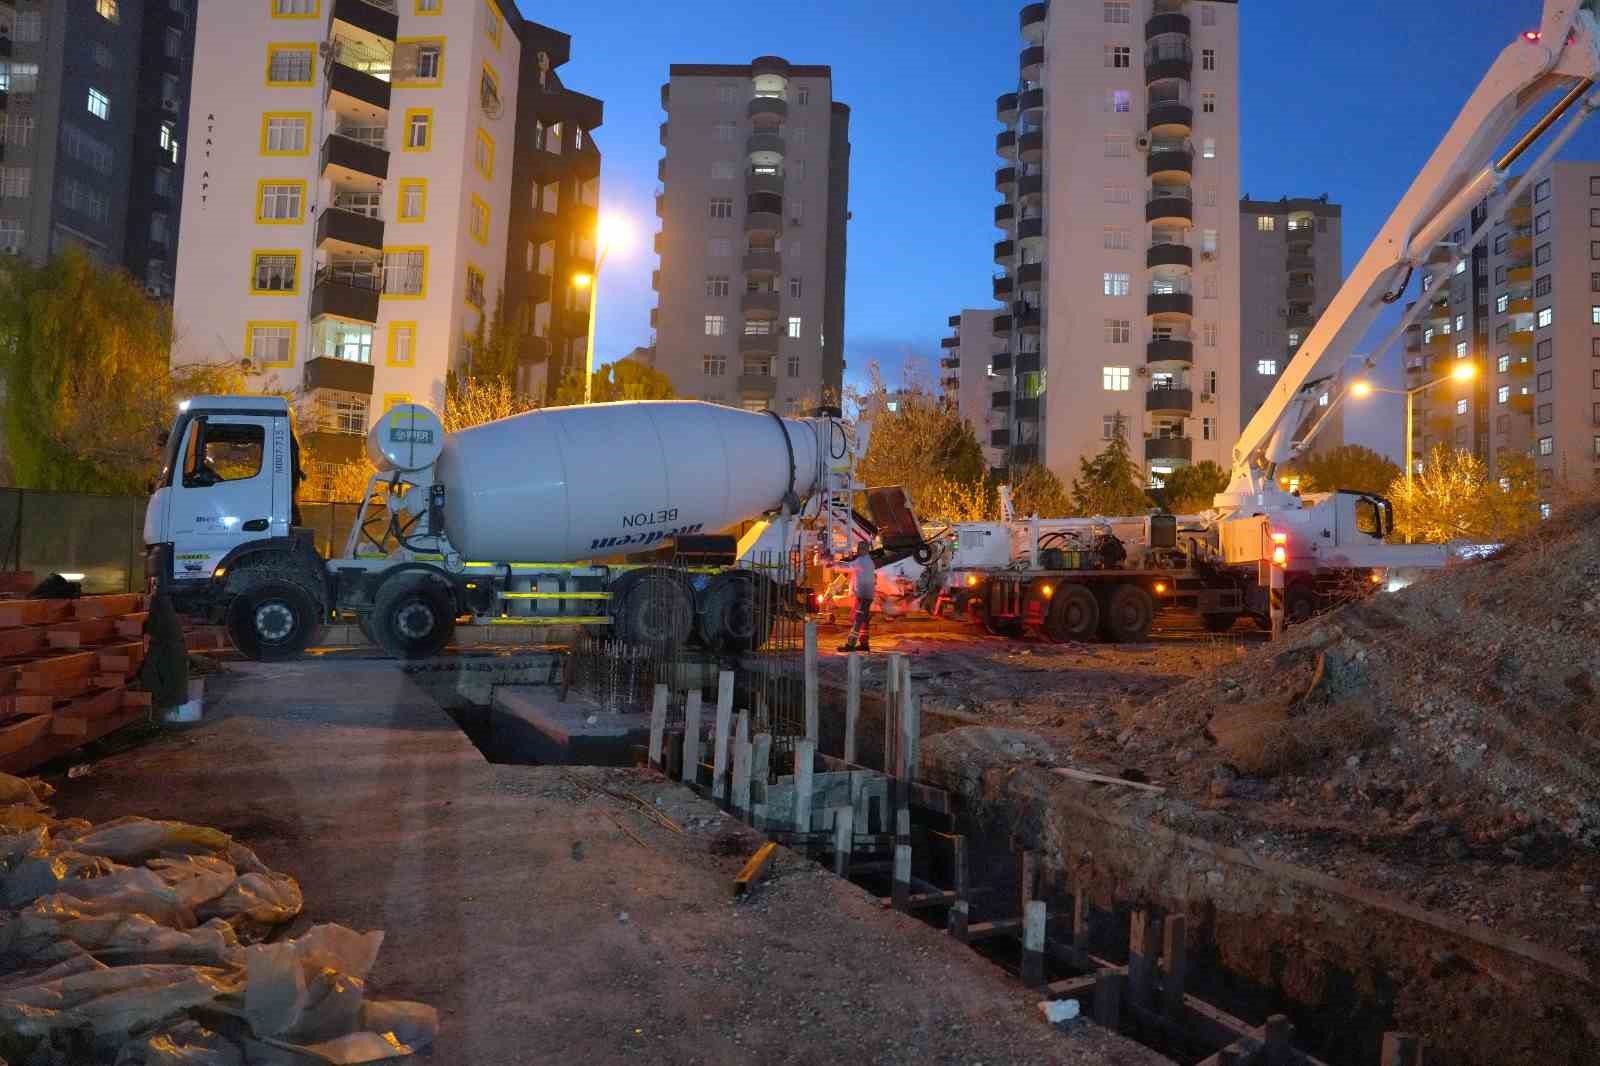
0, 593, 157, 772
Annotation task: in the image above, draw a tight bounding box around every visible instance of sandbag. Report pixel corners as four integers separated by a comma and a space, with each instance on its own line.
67, 817, 233, 864
3, 847, 120, 908
0, 772, 51, 807
243, 926, 384, 1041
7, 899, 242, 966
0, 963, 243, 1049
198, 872, 302, 928
115, 1020, 245, 1065
148, 855, 239, 912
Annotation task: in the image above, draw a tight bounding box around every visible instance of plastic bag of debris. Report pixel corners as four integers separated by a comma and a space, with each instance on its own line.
65, 817, 234, 864
0, 962, 244, 1051
198, 871, 303, 928
114, 1020, 244, 1065
0, 772, 53, 807
5, 898, 243, 967
147, 855, 240, 913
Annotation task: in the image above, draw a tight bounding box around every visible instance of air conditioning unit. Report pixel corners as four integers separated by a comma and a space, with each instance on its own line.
162, 97, 179, 112
1135, 134, 1152, 152
1201, 250, 1216, 261
1136, 365, 1149, 376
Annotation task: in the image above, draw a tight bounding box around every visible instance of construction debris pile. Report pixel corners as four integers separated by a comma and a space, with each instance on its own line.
0, 773, 436, 1064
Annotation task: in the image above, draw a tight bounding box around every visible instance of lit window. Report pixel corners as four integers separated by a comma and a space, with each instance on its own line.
86, 89, 110, 121
1456, 399, 1469, 415
263, 114, 309, 154
1256, 216, 1276, 232
389, 323, 416, 367
1102, 366, 1131, 391
381, 249, 426, 296
266, 45, 313, 85
256, 181, 305, 223
405, 110, 432, 150
1202, 137, 1216, 159
1454, 260, 1466, 275
399, 180, 426, 221
1540, 503, 1552, 520
1454, 314, 1464, 331
1106, 90, 1131, 113
1455, 341, 1467, 359
1497, 354, 1510, 373
1318, 392, 1329, 407
1539, 436, 1554, 456
1496, 294, 1509, 313
704, 314, 725, 336
1497, 385, 1510, 403
1538, 306, 1553, 328
1257, 359, 1278, 375
251, 252, 298, 293
96, 0, 119, 21
787, 315, 803, 339
1103, 272, 1131, 296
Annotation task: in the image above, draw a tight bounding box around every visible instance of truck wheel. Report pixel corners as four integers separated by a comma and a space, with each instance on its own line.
1044, 585, 1099, 643
226, 578, 321, 661
974, 601, 1023, 639
370, 574, 456, 660
1101, 584, 1155, 643
698, 574, 769, 653
1286, 585, 1318, 626
1202, 613, 1239, 633
617, 571, 693, 653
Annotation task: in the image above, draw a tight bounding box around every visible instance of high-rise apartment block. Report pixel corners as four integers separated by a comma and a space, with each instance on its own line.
1238, 196, 1342, 434
173, 0, 601, 491
941, 310, 1004, 469
1407, 162, 1600, 516
0, 0, 195, 296
993, 0, 1241, 486
651, 58, 850, 413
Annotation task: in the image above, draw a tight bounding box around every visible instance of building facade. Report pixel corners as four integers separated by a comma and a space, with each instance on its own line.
1238, 196, 1342, 437
651, 57, 850, 412
1407, 162, 1600, 515
172, 0, 600, 492
940, 309, 1003, 469
0, 0, 194, 296
992, 0, 1241, 488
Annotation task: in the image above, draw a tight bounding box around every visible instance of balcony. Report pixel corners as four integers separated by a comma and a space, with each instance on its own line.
994, 239, 1015, 264
743, 249, 781, 275
301, 430, 367, 464
309, 267, 380, 323
1014, 304, 1041, 332
1014, 396, 1040, 419
1021, 2, 1048, 43
991, 428, 1012, 448
320, 133, 389, 187
1146, 11, 1191, 38
1286, 311, 1317, 331
738, 374, 778, 399
1147, 141, 1193, 179
941, 335, 961, 349
997, 92, 1019, 123
992, 314, 1013, 336
1011, 443, 1040, 464
1147, 337, 1194, 364
746, 132, 786, 159
1146, 436, 1193, 462
1509, 393, 1534, 414
314, 207, 384, 254
1147, 102, 1194, 135
993, 274, 1014, 300
1286, 253, 1315, 272
995, 202, 1016, 230
1286, 223, 1317, 247
327, 55, 392, 114
1017, 172, 1044, 203
1146, 241, 1192, 270
331, 0, 398, 40
1506, 326, 1534, 349
1017, 262, 1043, 289
1015, 351, 1041, 374
1017, 217, 1044, 242
992, 391, 1012, 409
1147, 387, 1193, 415
746, 171, 784, 197
1507, 357, 1534, 379
992, 352, 1013, 372
741, 291, 780, 319
1018, 128, 1043, 163
738, 332, 780, 356
1286, 283, 1316, 303
996, 165, 1017, 192
747, 96, 787, 124
996, 130, 1017, 158
1019, 87, 1045, 122
1506, 296, 1535, 316
1146, 190, 1193, 225
303, 355, 376, 395
1145, 42, 1192, 83
745, 211, 783, 238
1506, 265, 1534, 285
1147, 290, 1194, 316
1020, 45, 1045, 81
949, 314, 963, 328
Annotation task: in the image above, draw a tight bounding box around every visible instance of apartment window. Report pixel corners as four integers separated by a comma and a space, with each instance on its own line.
1100, 416, 1119, 440
251, 252, 298, 293
86, 89, 110, 122
1202, 92, 1216, 114
1257, 359, 1278, 375
1203, 322, 1219, 347
708, 237, 732, 257
317, 321, 374, 365
60, 178, 110, 223
1455, 341, 1468, 359
1104, 184, 1132, 205
1105, 0, 1132, 23
787, 315, 803, 339
1106, 90, 1131, 113
464, 265, 485, 308
1498, 384, 1510, 404
399, 179, 426, 221
715, 83, 738, 104
381, 249, 425, 296
1201, 137, 1217, 159
1103, 226, 1131, 250
706, 275, 730, 297
0, 117, 33, 149
1454, 313, 1464, 332
1537, 243, 1552, 265
544, 122, 563, 154
266, 45, 313, 85
62, 125, 114, 175
1537, 338, 1552, 361
1535, 178, 1552, 202
714, 122, 737, 143
709, 197, 734, 219
1102, 366, 1131, 392
1205, 370, 1218, 394
703, 354, 726, 377
1496, 265, 1508, 284
1496, 293, 1510, 313
1498, 354, 1511, 373
257, 181, 304, 223
473, 129, 494, 178
788, 277, 802, 298
1539, 436, 1554, 456
96, 0, 119, 20
1204, 185, 1218, 207
798, 87, 810, 106
1535, 211, 1552, 235
0, 167, 30, 198
1103, 272, 1131, 296
163, 26, 184, 59
263, 114, 309, 154
790, 126, 808, 145
705, 314, 726, 336
416, 43, 442, 80
1257, 216, 1276, 232
1202, 4, 1217, 25
1539, 306, 1554, 328
1200, 230, 1219, 256
1202, 416, 1216, 441
273, 0, 315, 13
383, 323, 416, 368
1595, 337, 1600, 356
1201, 49, 1217, 70
469, 196, 489, 244
1494, 233, 1510, 255
1319, 392, 1330, 407
743, 319, 773, 336
1537, 403, 1554, 425
1454, 259, 1467, 276
710, 161, 735, 181
786, 355, 801, 378
246, 323, 295, 368
1104, 134, 1132, 158
406, 110, 432, 150
1106, 46, 1132, 69
1455, 398, 1469, 416
1105, 319, 1131, 343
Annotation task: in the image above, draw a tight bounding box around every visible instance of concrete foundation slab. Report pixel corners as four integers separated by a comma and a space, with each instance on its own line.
490, 685, 650, 766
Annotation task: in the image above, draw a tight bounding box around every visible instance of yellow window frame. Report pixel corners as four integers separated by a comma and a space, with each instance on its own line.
484, 0, 503, 46
264, 42, 317, 87
259, 111, 312, 156
248, 249, 302, 296
414, 0, 442, 14
380, 245, 429, 301
387, 322, 418, 367
383, 393, 413, 414
245, 320, 298, 369
465, 263, 486, 309
395, 37, 446, 88
396, 178, 427, 222
469, 194, 490, 246
255, 178, 308, 224
402, 108, 434, 152
268, 0, 320, 18
474, 127, 495, 180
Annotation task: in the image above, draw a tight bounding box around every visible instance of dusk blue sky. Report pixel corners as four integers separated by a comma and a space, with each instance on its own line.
515, 1, 1600, 462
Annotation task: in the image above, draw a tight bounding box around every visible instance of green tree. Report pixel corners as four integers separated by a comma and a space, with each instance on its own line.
461, 290, 519, 386
442, 372, 541, 433
1283, 444, 1402, 496
1153, 460, 1230, 513
855, 370, 987, 515
1008, 463, 1073, 518
1070, 414, 1150, 516
0, 250, 248, 493
1387, 445, 1539, 542
551, 359, 679, 405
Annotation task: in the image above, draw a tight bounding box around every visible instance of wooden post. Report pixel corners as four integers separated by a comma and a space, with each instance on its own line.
712, 671, 734, 803
1162, 912, 1187, 1022
1093, 970, 1122, 1030
897, 656, 919, 783
681, 689, 703, 786
1072, 880, 1090, 965
844, 652, 861, 764
1127, 909, 1155, 1009
951, 834, 969, 903
749, 732, 772, 828
793, 739, 816, 835
1022, 900, 1047, 986
647, 684, 669, 768
832, 804, 854, 878
891, 806, 912, 911
1381, 1032, 1424, 1066
1263, 1014, 1294, 1066
803, 620, 819, 742
948, 899, 970, 940
1019, 849, 1038, 910
731, 711, 752, 818
884, 652, 903, 773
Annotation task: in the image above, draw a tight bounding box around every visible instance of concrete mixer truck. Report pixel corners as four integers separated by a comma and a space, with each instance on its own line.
143, 396, 868, 661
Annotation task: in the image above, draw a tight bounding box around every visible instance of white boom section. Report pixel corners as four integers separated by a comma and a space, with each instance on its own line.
1220, 0, 1600, 515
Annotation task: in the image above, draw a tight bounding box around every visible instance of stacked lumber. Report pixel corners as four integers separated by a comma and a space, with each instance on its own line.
0, 592, 157, 771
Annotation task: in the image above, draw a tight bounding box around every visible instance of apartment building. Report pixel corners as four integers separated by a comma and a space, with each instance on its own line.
940, 310, 1004, 469
1406, 162, 1600, 516
173, 0, 601, 491
651, 57, 850, 412
992, 0, 1241, 487
0, 0, 195, 297
1238, 196, 1342, 438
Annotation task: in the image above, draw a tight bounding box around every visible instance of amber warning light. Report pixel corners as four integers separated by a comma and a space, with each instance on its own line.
1524, 30, 1542, 42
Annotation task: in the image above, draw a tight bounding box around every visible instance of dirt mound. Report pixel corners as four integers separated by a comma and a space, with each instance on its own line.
1104, 497, 1600, 853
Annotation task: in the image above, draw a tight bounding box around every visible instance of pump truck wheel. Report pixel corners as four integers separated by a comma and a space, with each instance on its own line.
698, 573, 771, 653
1043, 584, 1099, 643
369, 573, 456, 660
615, 569, 694, 653
225, 571, 323, 661
1101, 583, 1155, 643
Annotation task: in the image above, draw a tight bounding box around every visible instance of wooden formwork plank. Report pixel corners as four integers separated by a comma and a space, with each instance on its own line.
18, 652, 99, 694
46, 617, 118, 649
51, 687, 128, 736
0, 600, 73, 629
732, 841, 778, 897
0, 573, 35, 596
0, 626, 50, 660
96, 641, 146, 677
115, 613, 151, 639
0, 715, 50, 757
71, 594, 145, 620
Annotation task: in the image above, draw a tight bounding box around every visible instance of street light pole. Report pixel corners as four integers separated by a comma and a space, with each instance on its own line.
1405, 388, 1415, 496
580, 245, 608, 406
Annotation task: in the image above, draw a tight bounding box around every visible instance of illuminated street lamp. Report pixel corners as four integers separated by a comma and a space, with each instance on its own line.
575, 214, 630, 405
1350, 360, 1477, 494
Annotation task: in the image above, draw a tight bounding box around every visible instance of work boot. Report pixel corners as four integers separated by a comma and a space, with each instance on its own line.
856, 640, 871, 654
837, 639, 858, 653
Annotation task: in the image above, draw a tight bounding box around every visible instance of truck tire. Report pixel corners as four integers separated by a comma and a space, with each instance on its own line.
1044, 585, 1099, 643
616, 571, 693, 653
225, 576, 322, 661
1101, 584, 1155, 643
1286, 584, 1318, 626
370, 573, 456, 660
1202, 613, 1240, 633
698, 573, 770, 653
